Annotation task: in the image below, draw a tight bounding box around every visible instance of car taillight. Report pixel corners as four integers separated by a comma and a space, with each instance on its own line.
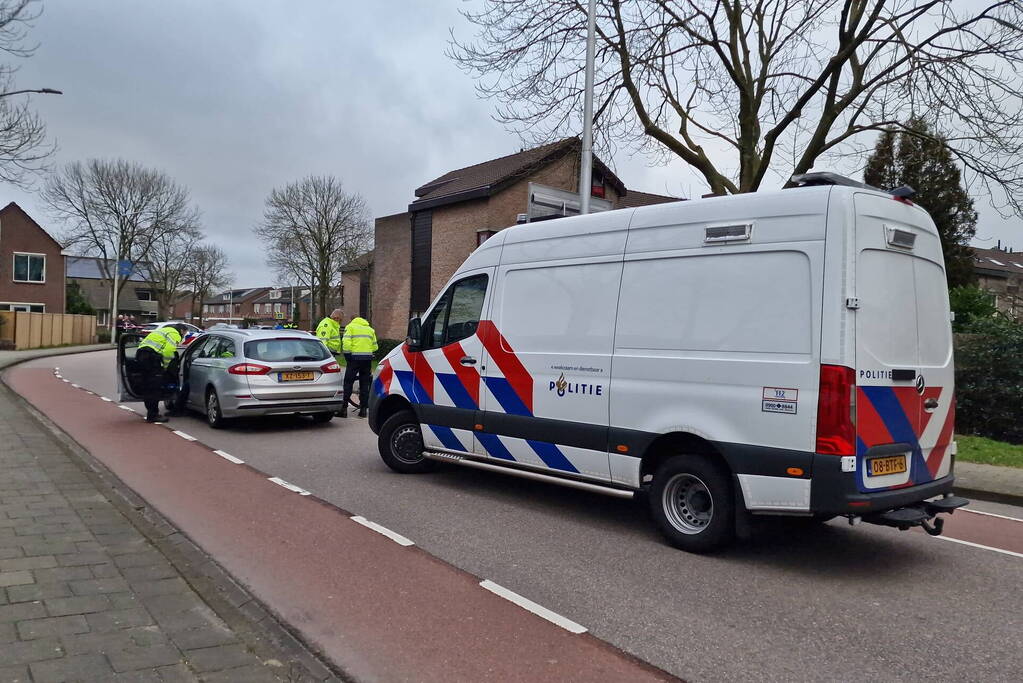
228, 363, 271, 375
816, 364, 856, 456
321, 361, 341, 373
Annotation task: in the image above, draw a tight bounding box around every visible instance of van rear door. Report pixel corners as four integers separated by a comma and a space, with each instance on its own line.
853, 193, 955, 493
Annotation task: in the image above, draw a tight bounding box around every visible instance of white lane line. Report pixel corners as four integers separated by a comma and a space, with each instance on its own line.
213, 450, 244, 464
479, 580, 587, 634
350, 516, 414, 546
935, 535, 1023, 559
71, 383, 80, 388
100, 397, 112, 402
963, 508, 1023, 524
62, 379, 69, 383
118, 405, 136, 412
268, 477, 312, 496
172, 430, 197, 441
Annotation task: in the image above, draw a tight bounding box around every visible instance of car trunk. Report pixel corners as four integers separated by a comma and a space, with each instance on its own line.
853, 193, 955, 493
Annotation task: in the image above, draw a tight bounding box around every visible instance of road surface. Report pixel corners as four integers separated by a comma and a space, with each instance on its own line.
8, 350, 1023, 681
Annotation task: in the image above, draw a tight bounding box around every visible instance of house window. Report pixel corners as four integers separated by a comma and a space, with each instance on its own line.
13, 253, 45, 283
0, 303, 44, 312
274, 303, 281, 313
270, 289, 282, 300
203, 305, 209, 314
136, 289, 152, 301
477, 230, 497, 246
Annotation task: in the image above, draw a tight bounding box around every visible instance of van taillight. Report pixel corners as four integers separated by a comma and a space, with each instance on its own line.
816, 365, 856, 456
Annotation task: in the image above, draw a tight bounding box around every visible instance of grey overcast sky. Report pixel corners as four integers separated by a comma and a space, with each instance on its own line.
5, 0, 1021, 287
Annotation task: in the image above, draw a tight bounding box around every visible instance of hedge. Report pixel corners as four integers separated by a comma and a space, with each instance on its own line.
954, 316, 1023, 444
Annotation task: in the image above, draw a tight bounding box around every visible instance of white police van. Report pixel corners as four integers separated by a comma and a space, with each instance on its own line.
369, 173, 968, 552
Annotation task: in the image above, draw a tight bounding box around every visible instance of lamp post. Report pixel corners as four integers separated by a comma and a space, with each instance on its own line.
578, 0, 597, 215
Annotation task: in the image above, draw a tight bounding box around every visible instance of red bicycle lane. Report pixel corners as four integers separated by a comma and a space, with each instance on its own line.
6, 366, 678, 682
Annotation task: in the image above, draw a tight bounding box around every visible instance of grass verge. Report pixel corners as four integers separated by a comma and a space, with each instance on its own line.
956, 434, 1023, 469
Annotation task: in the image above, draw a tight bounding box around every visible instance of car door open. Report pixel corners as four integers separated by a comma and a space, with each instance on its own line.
116, 332, 147, 402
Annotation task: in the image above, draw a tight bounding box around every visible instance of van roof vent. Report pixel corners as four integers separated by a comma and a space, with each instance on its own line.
705, 223, 752, 243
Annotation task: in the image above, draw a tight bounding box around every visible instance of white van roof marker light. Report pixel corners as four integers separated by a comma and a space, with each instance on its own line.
704, 223, 752, 244
886, 226, 916, 250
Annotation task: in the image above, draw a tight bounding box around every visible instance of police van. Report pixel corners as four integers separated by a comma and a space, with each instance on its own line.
368, 173, 967, 552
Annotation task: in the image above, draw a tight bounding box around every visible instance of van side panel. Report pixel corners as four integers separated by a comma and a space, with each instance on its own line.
613, 192, 828, 510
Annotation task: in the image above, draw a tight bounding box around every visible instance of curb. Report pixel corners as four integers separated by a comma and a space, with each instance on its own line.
0, 348, 348, 682
952, 486, 1023, 510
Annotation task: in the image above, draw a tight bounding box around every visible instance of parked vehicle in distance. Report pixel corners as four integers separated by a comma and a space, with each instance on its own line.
369, 172, 968, 553
137, 320, 203, 346
117, 329, 343, 428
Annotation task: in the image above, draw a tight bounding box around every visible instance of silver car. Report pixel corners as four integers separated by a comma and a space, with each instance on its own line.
173, 329, 343, 428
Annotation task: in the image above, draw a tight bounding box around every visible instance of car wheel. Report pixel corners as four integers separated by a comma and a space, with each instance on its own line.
205, 388, 227, 429
310, 412, 333, 424
649, 454, 735, 553
378, 409, 434, 474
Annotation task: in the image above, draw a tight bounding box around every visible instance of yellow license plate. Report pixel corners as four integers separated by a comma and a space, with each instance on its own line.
280, 371, 314, 382
867, 454, 907, 477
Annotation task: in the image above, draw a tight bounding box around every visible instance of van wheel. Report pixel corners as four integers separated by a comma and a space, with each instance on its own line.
205, 388, 227, 429
378, 410, 434, 474
649, 454, 735, 553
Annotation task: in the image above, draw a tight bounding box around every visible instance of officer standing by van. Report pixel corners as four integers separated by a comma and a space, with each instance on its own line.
315, 309, 344, 359
339, 313, 377, 418
136, 323, 186, 423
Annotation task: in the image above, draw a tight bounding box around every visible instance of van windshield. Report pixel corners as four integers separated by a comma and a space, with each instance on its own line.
244, 338, 330, 362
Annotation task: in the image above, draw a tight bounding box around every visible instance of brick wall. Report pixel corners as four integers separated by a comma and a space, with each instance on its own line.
0, 204, 65, 313
371, 212, 412, 340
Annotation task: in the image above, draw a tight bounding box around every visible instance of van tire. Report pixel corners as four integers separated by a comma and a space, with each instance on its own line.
649, 454, 735, 553
378, 410, 435, 474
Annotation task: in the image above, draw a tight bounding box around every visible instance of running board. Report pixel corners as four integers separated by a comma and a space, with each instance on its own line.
423, 451, 635, 500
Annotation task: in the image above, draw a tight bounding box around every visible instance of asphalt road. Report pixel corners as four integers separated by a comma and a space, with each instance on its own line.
20, 351, 1023, 681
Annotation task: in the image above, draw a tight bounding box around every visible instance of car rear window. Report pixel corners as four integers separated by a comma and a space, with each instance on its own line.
244, 338, 330, 362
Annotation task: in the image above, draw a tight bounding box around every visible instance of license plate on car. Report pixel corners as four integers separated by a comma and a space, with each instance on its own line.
867, 454, 907, 477
279, 371, 314, 382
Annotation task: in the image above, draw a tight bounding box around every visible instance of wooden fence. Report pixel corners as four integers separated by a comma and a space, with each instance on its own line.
0, 312, 98, 350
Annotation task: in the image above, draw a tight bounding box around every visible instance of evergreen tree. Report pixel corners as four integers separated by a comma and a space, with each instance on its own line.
864, 118, 978, 287
65, 282, 95, 315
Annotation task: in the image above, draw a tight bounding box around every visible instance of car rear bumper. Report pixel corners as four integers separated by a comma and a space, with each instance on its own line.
809, 453, 956, 515
225, 399, 343, 417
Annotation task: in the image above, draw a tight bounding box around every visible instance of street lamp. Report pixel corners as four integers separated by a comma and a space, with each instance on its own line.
577, 0, 597, 215
0, 88, 63, 98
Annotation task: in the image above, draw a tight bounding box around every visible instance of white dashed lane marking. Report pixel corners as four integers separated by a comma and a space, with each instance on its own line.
479, 580, 587, 634
935, 535, 1023, 559
350, 516, 415, 547
963, 508, 1023, 524
268, 477, 311, 496
172, 430, 197, 441
100, 397, 112, 402
213, 450, 244, 464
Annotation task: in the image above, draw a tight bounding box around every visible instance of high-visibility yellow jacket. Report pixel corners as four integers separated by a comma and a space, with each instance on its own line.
138, 327, 181, 367
342, 317, 378, 359
316, 317, 342, 353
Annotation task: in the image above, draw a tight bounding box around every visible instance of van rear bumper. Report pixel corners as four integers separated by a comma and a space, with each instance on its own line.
809, 454, 955, 515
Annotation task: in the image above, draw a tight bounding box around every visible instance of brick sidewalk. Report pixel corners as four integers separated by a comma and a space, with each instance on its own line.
0, 384, 285, 681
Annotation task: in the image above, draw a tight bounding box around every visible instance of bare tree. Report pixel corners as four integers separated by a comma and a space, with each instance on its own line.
0, 0, 57, 187
452, 1, 1023, 212
254, 175, 372, 323
148, 220, 202, 319
43, 159, 199, 332
183, 244, 231, 326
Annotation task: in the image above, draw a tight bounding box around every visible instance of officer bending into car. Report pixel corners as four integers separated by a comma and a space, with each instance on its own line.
340, 314, 377, 418
136, 323, 187, 423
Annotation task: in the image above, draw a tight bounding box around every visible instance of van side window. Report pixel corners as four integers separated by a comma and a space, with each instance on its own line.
421, 274, 489, 350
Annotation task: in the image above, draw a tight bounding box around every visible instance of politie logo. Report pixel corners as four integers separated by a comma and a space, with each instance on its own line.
549, 372, 604, 397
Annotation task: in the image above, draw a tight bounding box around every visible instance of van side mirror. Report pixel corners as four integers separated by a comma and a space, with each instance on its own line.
406, 317, 422, 352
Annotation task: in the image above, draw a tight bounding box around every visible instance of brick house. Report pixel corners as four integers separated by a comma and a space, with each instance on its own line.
370, 138, 679, 339
0, 202, 67, 313
248, 286, 315, 328
65, 257, 158, 326
201, 288, 270, 325
973, 244, 1023, 321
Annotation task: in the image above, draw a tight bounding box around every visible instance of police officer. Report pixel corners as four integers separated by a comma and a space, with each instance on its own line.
136, 324, 186, 423
339, 314, 377, 418
315, 309, 344, 359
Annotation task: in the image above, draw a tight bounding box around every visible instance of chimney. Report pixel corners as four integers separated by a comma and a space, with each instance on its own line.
997, 239, 1002, 250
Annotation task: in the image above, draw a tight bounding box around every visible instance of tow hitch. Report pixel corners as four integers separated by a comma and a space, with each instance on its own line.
859, 494, 970, 536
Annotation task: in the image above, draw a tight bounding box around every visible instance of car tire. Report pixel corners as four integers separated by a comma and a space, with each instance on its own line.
205, 388, 227, 430
310, 412, 334, 424
378, 409, 435, 474
649, 454, 735, 553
